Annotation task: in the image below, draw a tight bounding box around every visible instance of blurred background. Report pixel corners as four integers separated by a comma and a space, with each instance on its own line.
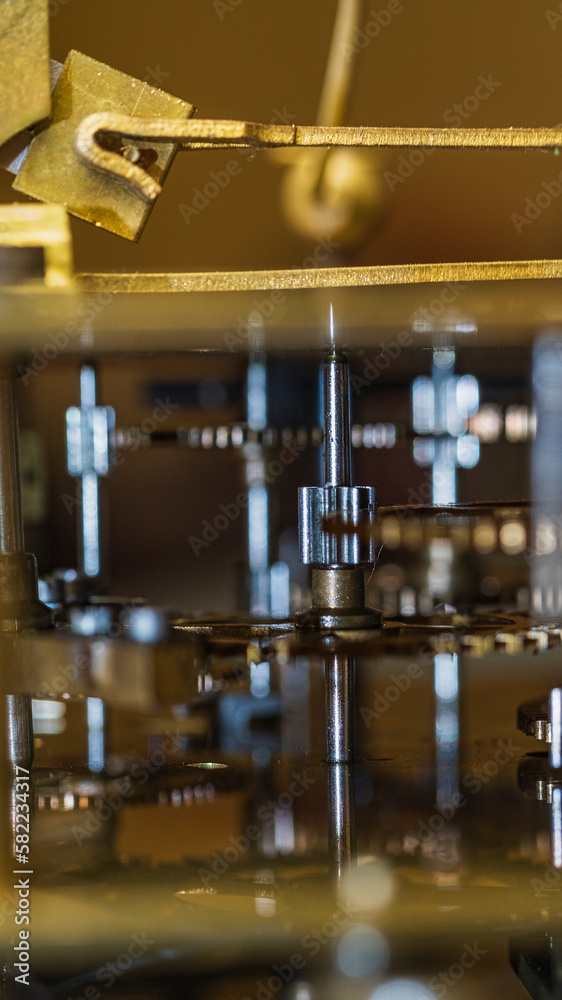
2, 0, 556, 609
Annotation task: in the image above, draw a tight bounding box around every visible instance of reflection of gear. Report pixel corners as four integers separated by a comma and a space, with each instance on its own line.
518, 756, 562, 802
328, 500, 532, 556
33, 767, 248, 812
518, 697, 551, 744
275, 614, 560, 659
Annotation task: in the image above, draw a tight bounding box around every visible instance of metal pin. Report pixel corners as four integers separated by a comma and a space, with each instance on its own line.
325, 650, 356, 878
323, 348, 351, 488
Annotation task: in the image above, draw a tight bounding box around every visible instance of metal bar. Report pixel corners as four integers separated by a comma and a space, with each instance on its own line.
325, 652, 355, 762
0, 378, 24, 554
316, 0, 366, 128
80, 259, 562, 295
295, 125, 562, 148
325, 652, 356, 876
327, 763, 356, 879
74, 114, 562, 204
323, 351, 351, 487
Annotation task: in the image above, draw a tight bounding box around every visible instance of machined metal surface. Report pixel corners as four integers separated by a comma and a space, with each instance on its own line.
5, 692, 32, 768
299, 486, 377, 565
0, 0, 50, 148
324, 650, 355, 763
327, 761, 356, 880
13, 50, 194, 241
297, 348, 381, 630
299, 567, 381, 630
323, 350, 351, 487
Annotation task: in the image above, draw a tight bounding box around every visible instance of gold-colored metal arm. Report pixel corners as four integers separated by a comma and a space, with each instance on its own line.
316, 0, 366, 129
74, 113, 562, 203
81, 258, 562, 294
294, 125, 562, 149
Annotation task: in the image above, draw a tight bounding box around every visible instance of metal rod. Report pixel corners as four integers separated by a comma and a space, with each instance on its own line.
0, 378, 39, 771
0, 378, 24, 554
323, 350, 351, 487
75, 116, 562, 203
325, 651, 357, 875
325, 652, 355, 762
313, 0, 366, 196
327, 762, 356, 880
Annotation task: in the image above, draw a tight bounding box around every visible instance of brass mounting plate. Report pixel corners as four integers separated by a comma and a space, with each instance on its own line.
13, 50, 194, 241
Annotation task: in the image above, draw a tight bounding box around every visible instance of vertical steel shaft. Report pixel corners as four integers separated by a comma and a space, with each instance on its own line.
325, 651, 356, 876
323, 351, 351, 487
0, 375, 46, 775
325, 651, 354, 762
327, 763, 356, 879
0, 378, 24, 554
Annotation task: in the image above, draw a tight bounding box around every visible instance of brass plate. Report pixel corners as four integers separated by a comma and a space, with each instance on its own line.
0, 260, 561, 349
14, 50, 194, 241
0, 0, 50, 147
0, 203, 72, 287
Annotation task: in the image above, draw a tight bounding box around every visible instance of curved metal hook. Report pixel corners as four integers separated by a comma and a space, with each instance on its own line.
74, 113, 296, 203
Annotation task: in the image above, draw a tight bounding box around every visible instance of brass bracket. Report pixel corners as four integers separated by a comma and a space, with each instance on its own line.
12, 50, 195, 242
0, 203, 72, 288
